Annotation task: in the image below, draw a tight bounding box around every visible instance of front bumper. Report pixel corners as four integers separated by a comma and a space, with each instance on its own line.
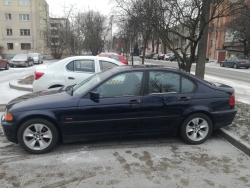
211, 109, 237, 130
1, 114, 18, 143
10, 61, 27, 67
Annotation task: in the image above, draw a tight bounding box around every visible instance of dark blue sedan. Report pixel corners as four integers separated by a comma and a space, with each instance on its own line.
220, 56, 250, 69
1, 66, 237, 154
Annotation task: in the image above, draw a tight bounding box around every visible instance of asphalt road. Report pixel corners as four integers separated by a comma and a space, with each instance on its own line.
134, 57, 250, 84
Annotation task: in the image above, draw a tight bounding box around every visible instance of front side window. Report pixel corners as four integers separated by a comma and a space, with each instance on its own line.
66, 60, 95, 73
4, 0, 10, 5
96, 72, 143, 98
149, 71, 180, 93
5, 13, 11, 20
99, 60, 118, 71
19, 14, 29, 21
6, 29, 12, 35
18, 0, 29, 6
20, 29, 30, 36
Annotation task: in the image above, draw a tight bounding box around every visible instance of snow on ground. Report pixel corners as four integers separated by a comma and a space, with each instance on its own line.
0, 81, 30, 104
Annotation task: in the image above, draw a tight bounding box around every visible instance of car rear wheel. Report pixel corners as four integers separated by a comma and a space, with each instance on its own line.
233, 64, 238, 69
180, 113, 213, 145
220, 63, 224, 67
5, 63, 9, 70
18, 118, 59, 154
246, 67, 249, 69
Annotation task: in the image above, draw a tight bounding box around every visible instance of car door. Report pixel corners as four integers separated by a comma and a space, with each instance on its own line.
63, 59, 97, 86
77, 71, 144, 135
140, 70, 195, 133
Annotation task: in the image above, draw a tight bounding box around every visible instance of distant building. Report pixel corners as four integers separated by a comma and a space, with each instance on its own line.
0, 0, 49, 58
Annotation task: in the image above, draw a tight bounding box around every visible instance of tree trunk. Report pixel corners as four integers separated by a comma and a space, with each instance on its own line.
156, 36, 160, 53
195, 0, 211, 79
152, 34, 155, 52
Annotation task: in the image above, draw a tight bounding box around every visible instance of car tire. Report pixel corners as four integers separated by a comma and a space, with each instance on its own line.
18, 118, 59, 154
5, 63, 9, 70
233, 64, 238, 69
180, 113, 213, 145
246, 67, 249, 69
25, 62, 29, 67
220, 63, 224, 67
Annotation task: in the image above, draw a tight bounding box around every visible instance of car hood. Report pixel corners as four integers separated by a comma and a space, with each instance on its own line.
7, 89, 79, 113
12, 58, 27, 61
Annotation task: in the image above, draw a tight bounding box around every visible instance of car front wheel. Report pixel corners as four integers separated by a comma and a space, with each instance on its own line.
220, 63, 224, 67
18, 118, 59, 154
180, 113, 213, 145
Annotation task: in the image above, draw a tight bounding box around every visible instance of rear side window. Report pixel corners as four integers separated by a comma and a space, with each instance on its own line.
66, 60, 95, 73
149, 71, 180, 93
99, 60, 118, 71
148, 71, 195, 94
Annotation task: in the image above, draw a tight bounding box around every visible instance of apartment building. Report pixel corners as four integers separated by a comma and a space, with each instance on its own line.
0, 0, 49, 58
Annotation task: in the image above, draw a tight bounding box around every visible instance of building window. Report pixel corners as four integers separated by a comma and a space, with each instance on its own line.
19, 14, 29, 21
18, 0, 29, 6
4, 0, 10, 5
7, 29, 12, 35
7, 43, 13, 50
20, 29, 30, 36
5, 13, 11, 20
21, 43, 31, 50
210, 40, 213, 48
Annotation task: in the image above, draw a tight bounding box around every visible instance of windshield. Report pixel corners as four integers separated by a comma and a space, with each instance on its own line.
13, 54, 27, 59
29, 53, 39, 57
72, 69, 111, 96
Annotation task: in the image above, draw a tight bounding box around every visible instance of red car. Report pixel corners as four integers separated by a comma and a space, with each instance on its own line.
98, 53, 128, 65
0, 55, 9, 70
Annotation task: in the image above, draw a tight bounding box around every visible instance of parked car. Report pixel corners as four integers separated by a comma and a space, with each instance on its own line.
28, 53, 43, 64
33, 56, 124, 92
0, 55, 9, 70
220, 56, 250, 69
9, 54, 34, 67
145, 52, 155, 59
98, 53, 128, 65
1, 65, 237, 154
164, 53, 174, 61
158, 54, 165, 60
152, 54, 159, 60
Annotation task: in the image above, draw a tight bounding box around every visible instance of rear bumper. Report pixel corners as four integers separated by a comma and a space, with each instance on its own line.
211, 109, 237, 130
238, 64, 250, 68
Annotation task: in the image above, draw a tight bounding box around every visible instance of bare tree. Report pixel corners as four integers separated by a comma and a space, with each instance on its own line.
79, 11, 108, 55
113, 0, 246, 77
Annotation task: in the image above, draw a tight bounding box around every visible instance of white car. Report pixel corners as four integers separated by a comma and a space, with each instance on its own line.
33, 56, 124, 92
164, 53, 174, 61
28, 53, 43, 64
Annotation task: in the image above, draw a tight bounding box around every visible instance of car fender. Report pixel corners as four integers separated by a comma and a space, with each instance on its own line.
14, 110, 61, 137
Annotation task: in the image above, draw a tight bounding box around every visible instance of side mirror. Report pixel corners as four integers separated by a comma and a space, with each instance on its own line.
90, 91, 99, 101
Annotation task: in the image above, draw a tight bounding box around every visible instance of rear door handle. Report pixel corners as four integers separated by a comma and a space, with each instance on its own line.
128, 100, 141, 104
68, 77, 75, 80
178, 97, 190, 101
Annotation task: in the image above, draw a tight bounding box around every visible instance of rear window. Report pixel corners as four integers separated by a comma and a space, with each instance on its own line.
110, 56, 120, 61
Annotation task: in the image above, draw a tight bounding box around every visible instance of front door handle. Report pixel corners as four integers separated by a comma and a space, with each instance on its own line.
68, 77, 75, 80
178, 97, 190, 101
128, 100, 141, 104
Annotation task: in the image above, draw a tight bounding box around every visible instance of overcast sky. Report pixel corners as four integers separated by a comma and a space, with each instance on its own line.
46, 0, 113, 17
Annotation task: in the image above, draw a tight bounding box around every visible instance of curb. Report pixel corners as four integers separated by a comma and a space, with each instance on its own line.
218, 128, 250, 157
9, 82, 33, 92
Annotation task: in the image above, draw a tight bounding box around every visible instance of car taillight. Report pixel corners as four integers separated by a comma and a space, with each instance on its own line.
229, 93, 235, 106
35, 71, 44, 80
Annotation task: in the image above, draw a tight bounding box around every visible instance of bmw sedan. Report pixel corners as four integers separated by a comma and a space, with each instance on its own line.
1, 65, 237, 154
33, 56, 124, 92
220, 56, 250, 69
